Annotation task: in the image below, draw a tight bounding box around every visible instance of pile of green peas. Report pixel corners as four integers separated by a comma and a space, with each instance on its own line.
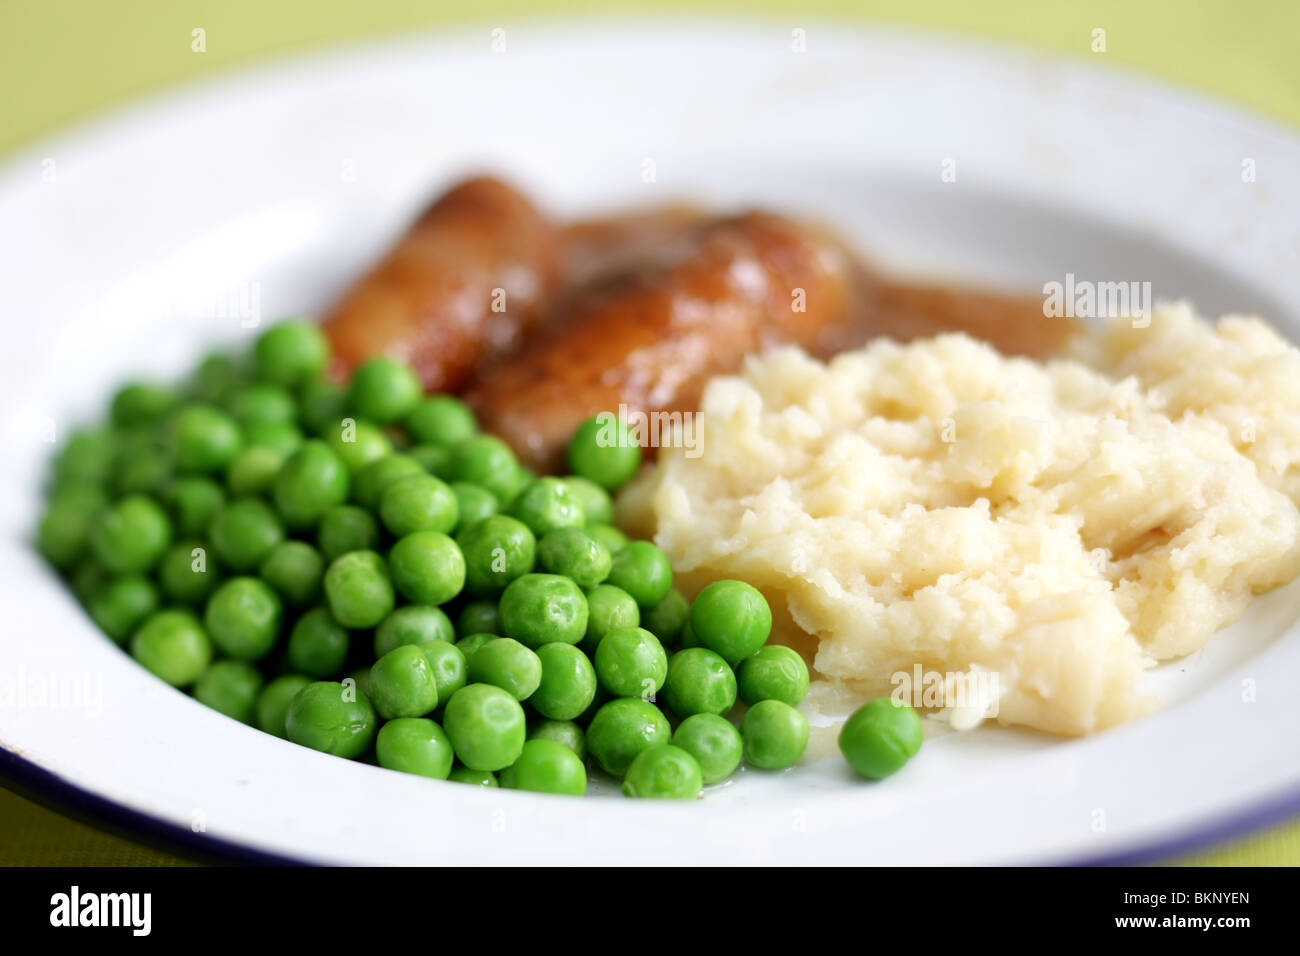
37, 319, 923, 799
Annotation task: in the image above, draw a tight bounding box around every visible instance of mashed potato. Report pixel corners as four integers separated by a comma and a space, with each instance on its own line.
618, 303, 1300, 736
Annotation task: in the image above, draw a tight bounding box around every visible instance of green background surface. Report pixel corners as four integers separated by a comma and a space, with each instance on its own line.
2, 0, 1298, 867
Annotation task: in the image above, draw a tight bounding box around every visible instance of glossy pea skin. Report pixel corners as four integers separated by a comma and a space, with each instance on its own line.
456, 600, 500, 638
208, 497, 284, 571
537, 527, 611, 589
224, 445, 285, 497
420, 640, 469, 705
594, 626, 668, 700
253, 321, 330, 386
131, 610, 212, 687
582, 584, 640, 652
374, 604, 455, 658
324, 549, 395, 628
838, 698, 924, 780
317, 504, 379, 561
606, 541, 673, 609
285, 681, 377, 759
204, 576, 283, 662
500, 738, 587, 796
194, 660, 264, 724
737, 644, 810, 707
447, 765, 498, 786
447, 435, 521, 503
171, 404, 244, 474
741, 700, 809, 771
586, 697, 672, 778
327, 419, 393, 473
585, 523, 629, 556
689, 580, 772, 664
642, 589, 689, 646
91, 494, 173, 574
349, 357, 422, 424
223, 383, 297, 431
467, 637, 542, 701
662, 647, 736, 717
273, 440, 350, 530
454, 632, 498, 664
369, 644, 440, 719
672, 713, 743, 785
525, 643, 594, 721
566, 415, 642, 491
158, 540, 219, 605
498, 574, 588, 648
88, 574, 159, 643
455, 515, 535, 597
528, 718, 586, 759
405, 395, 477, 448
244, 421, 304, 457
352, 453, 425, 511
287, 607, 350, 678
376, 717, 455, 779
561, 476, 613, 526
259, 540, 325, 606
450, 482, 497, 531
507, 477, 585, 537
622, 744, 703, 800
37, 485, 107, 568
442, 683, 527, 772
380, 473, 458, 537
388, 531, 466, 606
255, 674, 312, 738
168, 477, 226, 538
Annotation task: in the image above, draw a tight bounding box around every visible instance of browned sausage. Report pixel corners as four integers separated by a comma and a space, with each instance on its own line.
321, 176, 561, 391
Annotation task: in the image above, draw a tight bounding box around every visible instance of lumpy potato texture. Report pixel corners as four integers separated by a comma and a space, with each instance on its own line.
618, 303, 1300, 736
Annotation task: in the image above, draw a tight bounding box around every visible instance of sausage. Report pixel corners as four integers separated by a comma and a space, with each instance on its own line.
464, 211, 858, 471
321, 176, 561, 392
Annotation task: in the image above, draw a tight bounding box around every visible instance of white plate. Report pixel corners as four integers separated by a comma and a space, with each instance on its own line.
2, 18, 1300, 865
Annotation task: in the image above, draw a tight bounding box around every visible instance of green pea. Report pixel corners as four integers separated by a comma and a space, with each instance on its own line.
223, 383, 297, 431
258, 540, 324, 606
689, 580, 772, 664
528, 718, 586, 759
71, 560, 108, 604
467, 637, 541, 701
500, 738, 587, 796
456, 515, 535, 596
606, 541, 673, 609
583, 584, 640, 652
324, 549, 394, 628
380, 473, 458, 537
194, 660, 264, 724
443, 683, 527, 772
88, 574, 159, 643
209, 497, 284, 571
456, 600, 500, 638
37, 485, 108, 568
374, 604, 454, 657
642, 588, 689, 646
537, 527, 611, 589
349, 357, 422, 424
224, 445, 285, 497
566, 414, 641, 491
352, 453, 424, 511
584, 523, 629, 556
254, 321, 330, 386
327, 419, 393, 473
131, 610, 212, 687
741, 699, 809, 770
449, 482, 498, 532
662, 647, 736, 717
113, 445, 172, 496
454, 632, 498, 664
286, 607, 350, 677
388, 531, 466, 605
531, 643, 597, 721
344, 666, 372, 702
254, 674, 311, 738
285, 680, 376, 758
111, 381, 176, 426
204, 577, 283, 662
244, 421, 304, 457
171, 404, 243, 473
507, 477, 585, 537
838, 697, 924, 779
51, 427, 114, 486
405, 395, 477, 448
298, 378, 348, 435
737, 644, 810, 707
498, 574, 588, 648
158, 541, 219, 605
273, 440, 350, 530
622, 744, 702, 799
376, 717, 455, 779
407, 443, 450, 477
679, 617, 701, 648
317, 504, 379, 560
447, 435, 520, 502
561, 476, 613, 525
594, 626, 667, 700
672, 713, 743, 785
420, 640, 469, 705
167, 477, 226, 538
89, 494, 172, 574
586, 698, 671, 779
189, 351, 246, 403
447, 765, 498, 786
369, 645, 440, 719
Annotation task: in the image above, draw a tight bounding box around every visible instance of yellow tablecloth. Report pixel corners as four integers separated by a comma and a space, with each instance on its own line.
2, 0, 1297, 866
